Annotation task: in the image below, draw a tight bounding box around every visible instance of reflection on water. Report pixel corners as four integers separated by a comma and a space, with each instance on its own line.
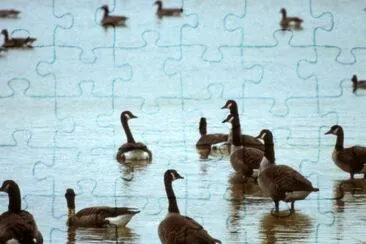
67, 226, 139, 244
333, 179, 366, 212
259, 212, 313, 244
196, 144, 229, 160
119, 159, 151, 182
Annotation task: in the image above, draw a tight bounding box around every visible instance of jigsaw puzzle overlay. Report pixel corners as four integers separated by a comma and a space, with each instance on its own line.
1, 0, 366, 243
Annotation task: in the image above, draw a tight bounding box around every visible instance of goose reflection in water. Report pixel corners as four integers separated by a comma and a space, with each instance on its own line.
67, 226, 138, 243
259, 212, 313, 244
333, 179, 366, 212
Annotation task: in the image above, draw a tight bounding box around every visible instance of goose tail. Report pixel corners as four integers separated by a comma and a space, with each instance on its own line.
313, 187, 319, 192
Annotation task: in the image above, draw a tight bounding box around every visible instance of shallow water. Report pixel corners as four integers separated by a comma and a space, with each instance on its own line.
1, 0, 366, 243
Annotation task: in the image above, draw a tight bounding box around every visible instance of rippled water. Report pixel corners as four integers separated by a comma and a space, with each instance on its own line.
1, 0, 366, 243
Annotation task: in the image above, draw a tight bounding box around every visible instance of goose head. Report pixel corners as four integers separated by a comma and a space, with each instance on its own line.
101, 5, 109, 12
199, 117, 207, 135
0, 180, 16, 193
221, 99, 238, 115
154, 0, 162, 6
121, 110, 138, 121
324, 125, 342, 136
255, 129, 273, 144
280, 8, 286, 15
1, 29, 8, 36
352, 75, 358, 84
164, 169, 184, 182
65, 188, 76, 210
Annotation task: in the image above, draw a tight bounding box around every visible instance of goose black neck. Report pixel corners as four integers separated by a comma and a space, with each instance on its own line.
199, 119, 207, 136
156, 2, 162, 10
231, 116, 242, 146
7, 184, 21, 212
335, 128, 344, 151
2, 30, 9, 41
264, 135, 275, 164
164, 177, 180, 214
122, 116, 135, 143
281, 10, 287, 19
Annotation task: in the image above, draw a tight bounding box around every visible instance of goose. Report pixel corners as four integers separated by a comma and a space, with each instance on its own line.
222, 113, 263, 179
0, 9, 20, 18
100, 5, 128, 27
324, 125, 366, 179
0, 180, 43, 244
195, 117, 228, 149
116, 111, 152, 163
221, 100, 264, 152
256, 129, 319, 213
1, 29, 36, 48
65, 188, 140, 228
351, 74, 366, 93
154, 0, 183, 18
279, 8, 303, 30
158, 169, 221, 243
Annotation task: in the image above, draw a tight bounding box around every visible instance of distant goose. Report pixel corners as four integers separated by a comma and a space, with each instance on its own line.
0, 9, 21, 18
0, 180, 43, 244
65, 188, 140, 228
116, 111, 152, 163
325, 125, 366, 179
256, 129, 319, 213
195, 117, 228, 149
1, 29, 36, 48
221, 100, 264, 152
351, 75, 366, 93
154, 0, 183, 18
280, 8, 303, 30
100, 5, 128, 27
158, 169, 221, 243
223, 113, 263, 179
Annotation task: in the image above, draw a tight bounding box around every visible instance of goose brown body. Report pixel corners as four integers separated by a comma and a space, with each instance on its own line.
101, 5, 128, 27
196, 117, 228, 149
154, 0, 183, 18
158, 170, 221, 244
1, 29, 36, 48
0, 180, 43, 244
256, 130, 319, 212
65, 188, 139, 228
0, 9, 20, 18
280, 8, 303, 30
325, 125, 366, 179
116, 111, 152, 163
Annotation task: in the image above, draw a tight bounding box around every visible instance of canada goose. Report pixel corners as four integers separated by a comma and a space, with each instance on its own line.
196, 117, 228, 149
65, 188, 140, 228
222, 113, 263, 179
1, 29, 36, 48
154, 0, 183, 18
256, 129, 319, 213
158, 169, 222, 243
324, 125, 366, 179
0, 180, 43, 244
221, 100, 264, 152
116, 111, 152, 163
100, 5, 128, 27
280, 8, 303, 30
0, 9, 20, 18
351, 75, 366, 93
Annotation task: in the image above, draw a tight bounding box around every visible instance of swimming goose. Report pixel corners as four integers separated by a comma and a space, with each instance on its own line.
280, 8, 303, 30
222, 113, 263, 179
256, 129, 319, 213
116, 111, 152, 163
100, 5, 128, 27
158, 169, 221, 243
221, 100, 264, 152
195, 117, 228, 149
154, 0, 183, 18
351, 75, 366, 93
0, 180, 43, 244
324, 125, 366, 179
1, 29, 36, 48
65, 188, 140, 228
0, 9, 20, 18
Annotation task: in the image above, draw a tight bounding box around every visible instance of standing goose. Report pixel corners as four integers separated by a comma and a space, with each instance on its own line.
0, 180, 43, 244
221, 100, 264, 151
154, 0, 183, 18
280, 8, 303, 30
324, 125, 366, 179
65, 188, 140, 228
116, 111, 152, 163
222, 113, 263, 179
100, 5, 128, 27
351, 74, 366, 93
1, 29, 36, 48
256, 129, 319, 213
195, 117, 228, 149
158, 169, 221, 243
0, 9, 20, 18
